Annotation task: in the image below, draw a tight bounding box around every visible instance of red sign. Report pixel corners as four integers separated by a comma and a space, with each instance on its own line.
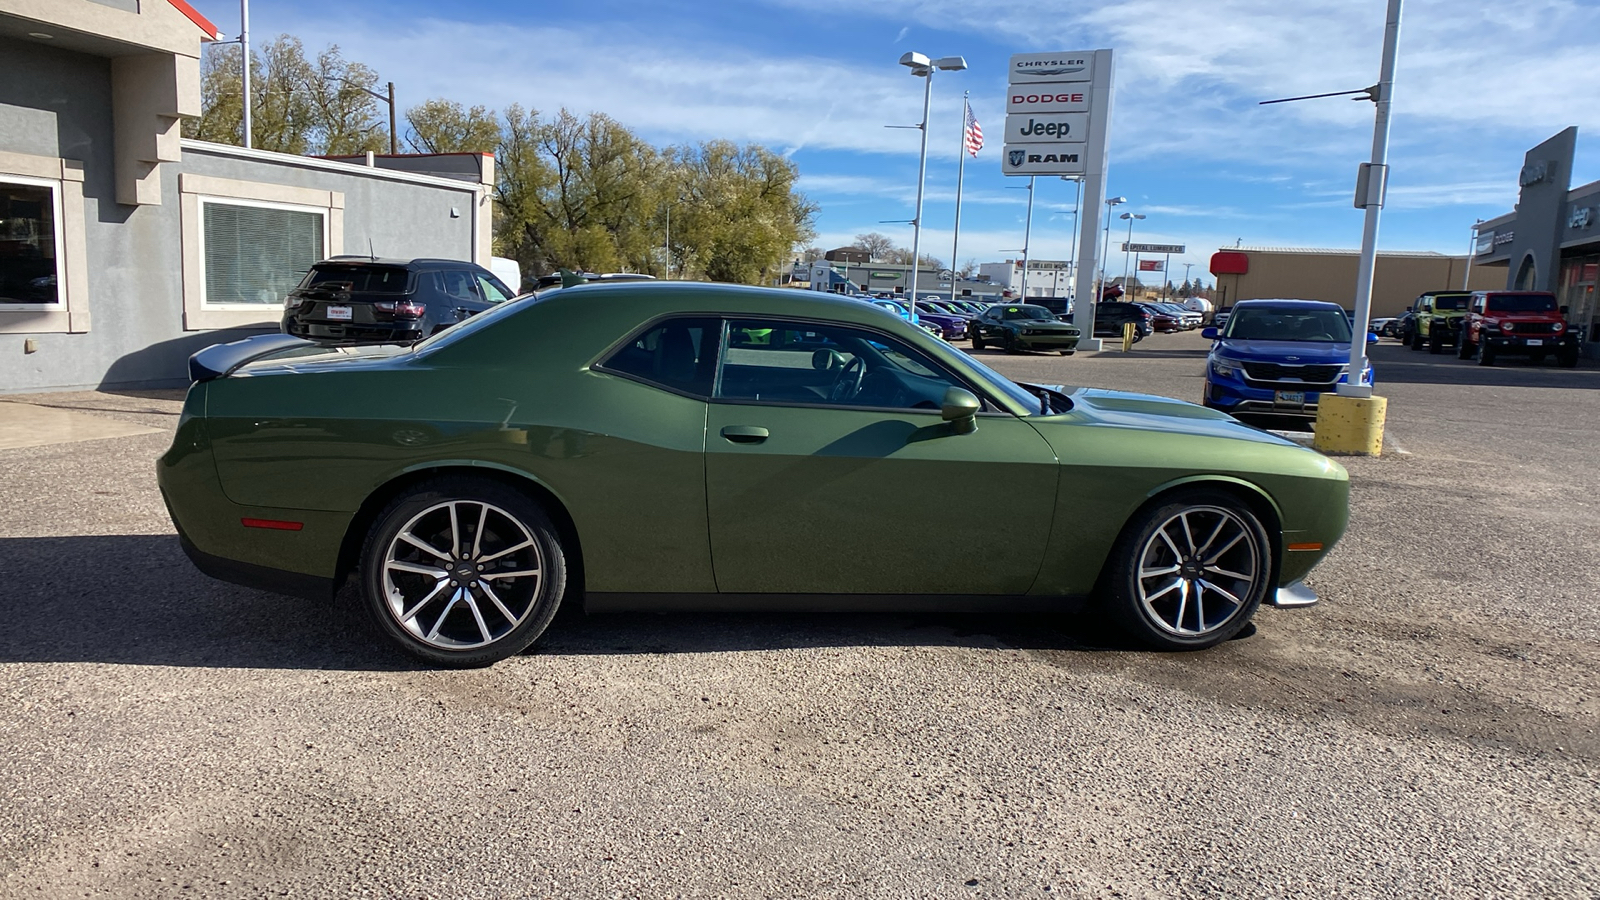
1138, 259, 1164, 272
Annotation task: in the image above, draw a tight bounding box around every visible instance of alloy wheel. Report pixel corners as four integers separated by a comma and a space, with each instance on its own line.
1135, 505, 1262, 637
380, 500, 544, 650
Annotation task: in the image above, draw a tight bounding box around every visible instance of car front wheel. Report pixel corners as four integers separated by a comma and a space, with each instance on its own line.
361, 477, 568, 667
1105, 490, 1270, 650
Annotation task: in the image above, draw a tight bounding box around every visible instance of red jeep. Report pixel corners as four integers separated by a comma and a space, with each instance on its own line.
1457, 290, 1578, 368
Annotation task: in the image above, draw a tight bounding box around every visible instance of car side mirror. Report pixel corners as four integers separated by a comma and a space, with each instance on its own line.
1201, 327, 1219, 339
1367, 332, 1379, 344
941, 387, 980, 434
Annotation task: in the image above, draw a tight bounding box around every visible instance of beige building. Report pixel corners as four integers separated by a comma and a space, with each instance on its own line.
1210, 247, 1502, 318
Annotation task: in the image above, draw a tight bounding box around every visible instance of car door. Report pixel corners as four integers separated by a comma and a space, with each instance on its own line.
703, 317, 1059, 596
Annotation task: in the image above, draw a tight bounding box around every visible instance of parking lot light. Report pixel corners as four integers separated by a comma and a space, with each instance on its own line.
899, 51, 966, 320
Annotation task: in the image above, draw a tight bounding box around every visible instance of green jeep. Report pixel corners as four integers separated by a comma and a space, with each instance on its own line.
1407, 291, 1471, 354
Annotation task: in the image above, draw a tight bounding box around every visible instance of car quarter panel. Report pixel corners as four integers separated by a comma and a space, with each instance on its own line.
203, 297, 719, 593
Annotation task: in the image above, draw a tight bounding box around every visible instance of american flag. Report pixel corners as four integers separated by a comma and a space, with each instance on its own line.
963, 102, 984, 157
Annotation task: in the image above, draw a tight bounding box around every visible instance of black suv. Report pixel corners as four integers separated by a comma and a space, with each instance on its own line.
282, 257, 516, 343
1069, 302, 1152, 341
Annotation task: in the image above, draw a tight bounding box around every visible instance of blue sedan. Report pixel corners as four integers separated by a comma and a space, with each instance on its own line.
1201, 299, 1376, 424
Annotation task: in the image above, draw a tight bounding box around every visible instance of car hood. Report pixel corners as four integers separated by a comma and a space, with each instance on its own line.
1210, 339, 1352, 363
1051, 387, 1300, 447
1014, 320, 1079, 331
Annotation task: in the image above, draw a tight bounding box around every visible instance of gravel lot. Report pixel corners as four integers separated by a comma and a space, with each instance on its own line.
1, 332, 1596, 898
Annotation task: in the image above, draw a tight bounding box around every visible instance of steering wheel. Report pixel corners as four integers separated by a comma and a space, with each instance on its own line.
828, 356, 867, 403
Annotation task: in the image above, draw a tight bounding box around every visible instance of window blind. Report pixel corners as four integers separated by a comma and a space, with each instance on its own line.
203, 203, 324, 306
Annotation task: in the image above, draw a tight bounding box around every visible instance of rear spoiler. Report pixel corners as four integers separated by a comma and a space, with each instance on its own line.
188, 333, 316, 383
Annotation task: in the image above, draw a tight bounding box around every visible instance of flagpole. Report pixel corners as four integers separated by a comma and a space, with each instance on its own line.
950, 92, 969, 300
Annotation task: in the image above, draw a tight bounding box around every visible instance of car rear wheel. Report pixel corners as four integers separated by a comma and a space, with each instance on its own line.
1479, 342, 1496, 366
1410, 330, 1426, 351
1105, 490, 1270, 650
360, 477, 567, 668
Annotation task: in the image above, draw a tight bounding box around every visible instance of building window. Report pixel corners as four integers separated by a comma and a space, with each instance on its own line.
199, 199, 326, 308
0, 176, 63, 308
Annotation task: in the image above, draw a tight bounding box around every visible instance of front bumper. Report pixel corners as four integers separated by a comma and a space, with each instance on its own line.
1483, 332, 1576, 354
1205, 381, 1332, 420
1017, 332, 1081, 351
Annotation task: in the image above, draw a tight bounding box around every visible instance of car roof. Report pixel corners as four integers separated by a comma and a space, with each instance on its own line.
321, 256, 483, 270
1231, 298, 1344, 310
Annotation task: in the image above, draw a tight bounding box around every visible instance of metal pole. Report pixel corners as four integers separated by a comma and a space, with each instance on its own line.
1163, 252, 1171, 299
1064, 177, 1081, 309
1462, 219, 1481, 290
950, 92, 969, 301
1340, 0, 1403, 398
907, 69, 933, 321
387, 81, 397, 155
1020, 176, 1035, 298
664, 202, 670, 280
1099, 205, 1115, 302
1122, 216, 1136, 291
240, 0, 252, 149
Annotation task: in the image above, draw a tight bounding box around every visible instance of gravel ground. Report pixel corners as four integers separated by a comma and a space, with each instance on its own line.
0, 335, 1595, 899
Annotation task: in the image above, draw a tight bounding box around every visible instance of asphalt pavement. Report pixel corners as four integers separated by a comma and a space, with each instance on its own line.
0, 334, 1595, 899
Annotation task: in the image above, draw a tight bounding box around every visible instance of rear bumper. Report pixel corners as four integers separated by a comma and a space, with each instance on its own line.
284, 316, 423, 343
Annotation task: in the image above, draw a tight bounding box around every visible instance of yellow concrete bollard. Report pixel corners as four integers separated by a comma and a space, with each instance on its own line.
1312, 394, 1387, 456
1122, 322, 1135, 352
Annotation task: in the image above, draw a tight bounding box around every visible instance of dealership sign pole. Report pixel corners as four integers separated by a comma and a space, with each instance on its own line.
1005, 50, 1114, 348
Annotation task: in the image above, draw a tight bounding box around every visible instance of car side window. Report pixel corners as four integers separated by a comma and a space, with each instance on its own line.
717, 319, 966, 411
476, 274, 513, 304
597, 317, 720, 398
438, 269, 481, 304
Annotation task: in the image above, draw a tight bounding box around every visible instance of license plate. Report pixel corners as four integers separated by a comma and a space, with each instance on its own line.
1275, 390, 1306, 405
1526, 338, 1543, 346
326, 305, 353, 321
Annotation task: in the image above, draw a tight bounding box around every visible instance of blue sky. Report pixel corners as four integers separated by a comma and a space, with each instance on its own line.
210, 0, 1600, 285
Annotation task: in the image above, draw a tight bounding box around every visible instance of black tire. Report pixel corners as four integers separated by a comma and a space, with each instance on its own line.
1059, 349, 1074, 356
1428, 333, 1443, 354
1457, 335, 1474, 359
1478, 341, 1496, 366
970, 330, 984, 351
360, 476, 568, 668
1558, 349, 1579, 368
1410, 328, 1427, 351
1003, 332, 1019, 354
1103, 489, 1271, 651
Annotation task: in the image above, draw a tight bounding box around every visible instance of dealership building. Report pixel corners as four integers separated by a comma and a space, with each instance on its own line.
0, 0, 495, 393
1471, 127, 1600, 356
1208, 247, 1500, 319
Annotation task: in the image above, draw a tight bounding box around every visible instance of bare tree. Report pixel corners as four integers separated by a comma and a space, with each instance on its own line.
851, 232, 896, 261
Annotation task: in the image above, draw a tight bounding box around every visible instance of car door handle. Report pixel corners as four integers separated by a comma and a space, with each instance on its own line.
720, 425, 769, 444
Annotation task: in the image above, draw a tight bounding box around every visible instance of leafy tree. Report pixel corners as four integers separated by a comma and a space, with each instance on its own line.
406, 99, 501, 154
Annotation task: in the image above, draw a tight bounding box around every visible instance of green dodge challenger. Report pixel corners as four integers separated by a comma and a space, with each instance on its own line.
159, 282, 1349, 667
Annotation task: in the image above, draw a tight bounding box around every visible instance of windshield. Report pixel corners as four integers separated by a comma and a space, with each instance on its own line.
1488, 293, 1557, 312
1432, 295, 1469, 310
1224, 306, 1353, 342
1001, 306, 1054, 321
302, 265, 410, 294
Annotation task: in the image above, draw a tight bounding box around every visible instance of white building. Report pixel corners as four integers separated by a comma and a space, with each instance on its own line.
978, 259, 1075, 299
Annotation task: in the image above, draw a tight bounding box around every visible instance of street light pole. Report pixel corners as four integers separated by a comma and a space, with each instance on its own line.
1020, 176, 1036, 299
1098, 196, 1126, 302
240, 0, 252, 149
1063, 176, 1082, 308
1120, 212, 1145, 294
1340, 0, 1404, 398
1462, 218, 1482, 290
898, 52, 967, 319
